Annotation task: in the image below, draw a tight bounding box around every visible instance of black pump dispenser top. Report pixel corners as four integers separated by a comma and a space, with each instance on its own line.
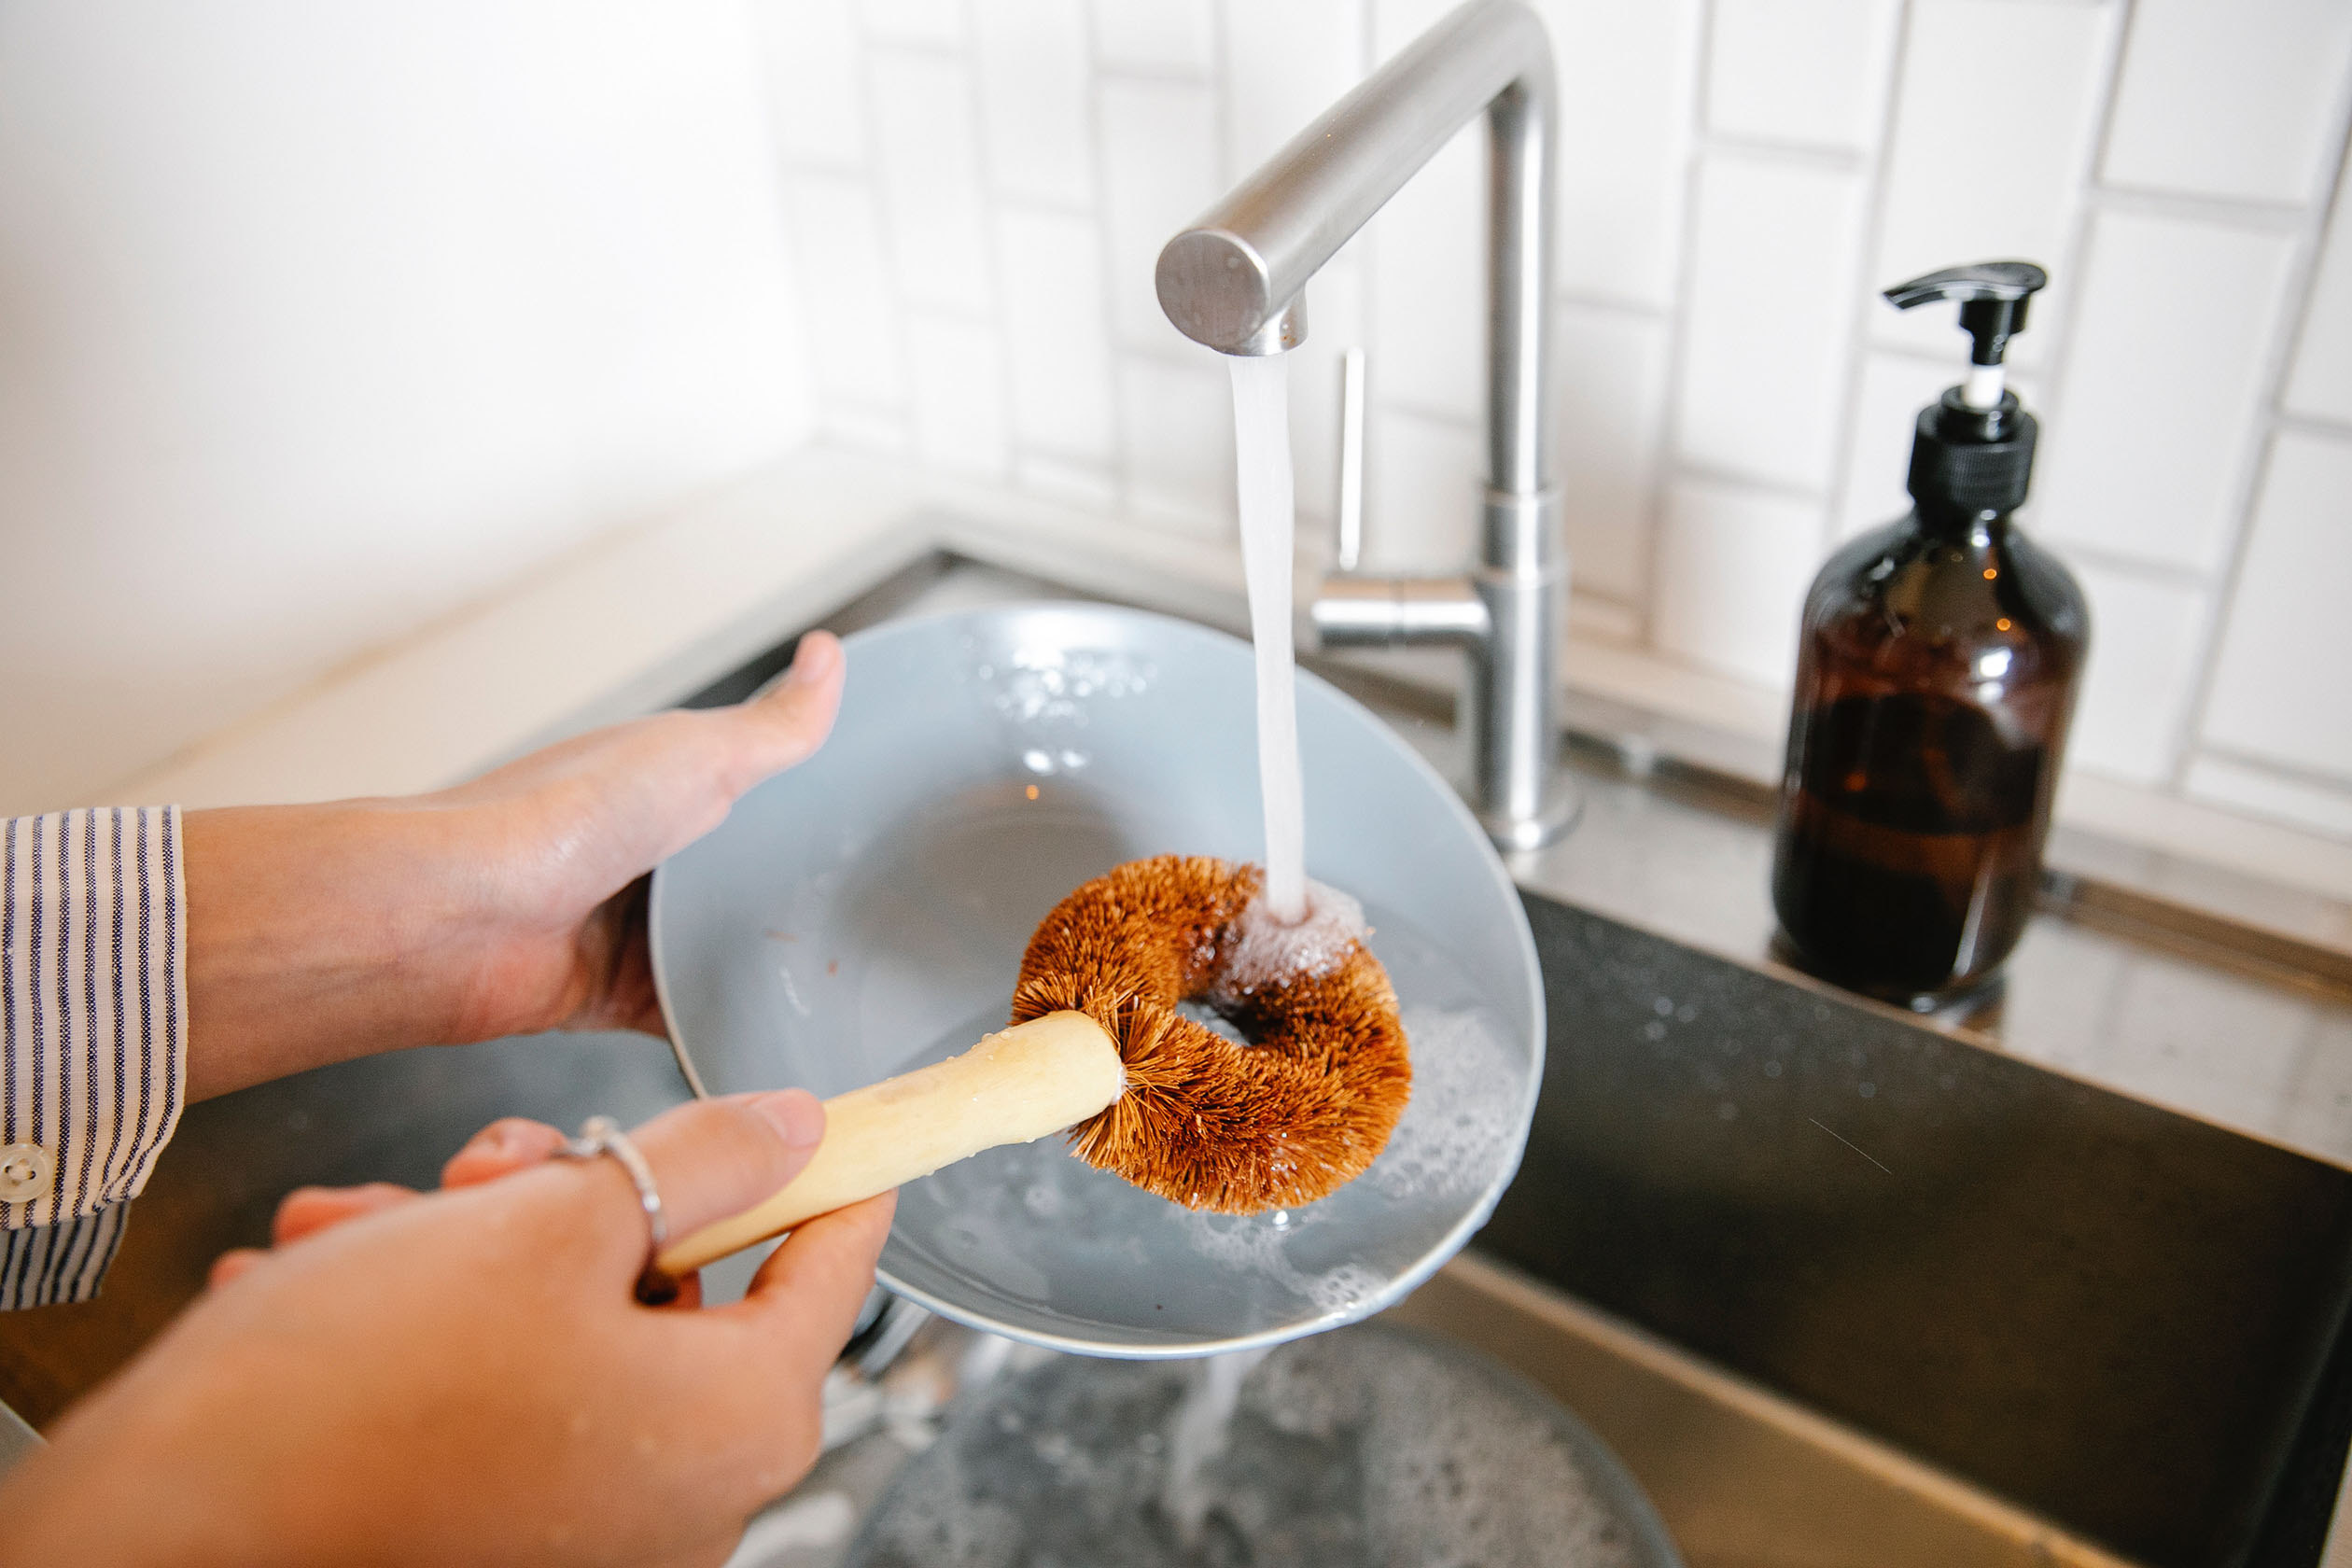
1884, 260, 2049, 520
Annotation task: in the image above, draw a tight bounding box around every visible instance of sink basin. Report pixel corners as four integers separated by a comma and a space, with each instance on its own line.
6, 552, 2349, 1568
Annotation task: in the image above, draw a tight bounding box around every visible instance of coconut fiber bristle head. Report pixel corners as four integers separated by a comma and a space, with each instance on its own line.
1009, 855, 1410, 1214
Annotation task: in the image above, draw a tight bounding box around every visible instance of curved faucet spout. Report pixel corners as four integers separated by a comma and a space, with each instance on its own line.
1155, 0, 1575, 850
1155, 0, 1552, 497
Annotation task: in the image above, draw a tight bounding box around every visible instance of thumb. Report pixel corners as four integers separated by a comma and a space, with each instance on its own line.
722, 1190, 897, 1379
718, 631, 845, 792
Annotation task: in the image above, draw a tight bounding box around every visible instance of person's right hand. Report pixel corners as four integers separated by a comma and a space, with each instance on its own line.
0, 1090, 893, 1568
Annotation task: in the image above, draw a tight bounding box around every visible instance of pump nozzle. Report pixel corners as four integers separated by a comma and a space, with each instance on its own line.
1883, 261, 2048, 410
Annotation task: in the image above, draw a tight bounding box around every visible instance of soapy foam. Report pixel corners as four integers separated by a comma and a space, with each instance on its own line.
1172, 1207, 1382, 1320
1208, 878, 1367, 1007
1366, 1004, 1523, 1201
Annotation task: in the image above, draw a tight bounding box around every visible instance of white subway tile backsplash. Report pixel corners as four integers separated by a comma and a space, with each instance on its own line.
1869, 0, 2114, 367
756, 0, 867, 168
1364, 408, 1482, 575
1538, 0, 1701, 309
1558, 304, 1672, 604
994, 207, 1116, 463
2199, 431, 2352, 784
2065, 560, 2208, 787
785, 173, 906, 406
869, 51, 995, 313
2035, 212, 2297, 574
2186, 757, 2352, 843
2101, 0, 2352, 205
1117, 352, 1231, 537
1368, 123, 1486, 427
1705, 0, 1900, 156
1653, 478, 1824, 688
906, 314, 1009, 473
1088, 0, 1212, 77
973, 0, 1094, 207
1097, 78, 1219, 351
1223, 0, 1365, 175
2285, 154, 2352, 425
860, 0, 968, 47
1675, 152, 1869, 491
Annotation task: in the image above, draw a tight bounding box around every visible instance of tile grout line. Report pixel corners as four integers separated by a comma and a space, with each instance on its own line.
2036, 0, 2132, 451
1076, 0, 1142, 526
1643, 0, 1715, 656
1817, 0, 1917, 552
959, 0, 1021, 484
2196, 744, 2352, 805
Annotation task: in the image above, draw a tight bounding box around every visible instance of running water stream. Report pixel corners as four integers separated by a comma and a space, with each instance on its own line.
1227, 353, 1307, 923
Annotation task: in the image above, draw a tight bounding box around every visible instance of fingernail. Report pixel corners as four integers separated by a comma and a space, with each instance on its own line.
461, 1124, 514, 1159
784, 633, 838, 688
749, 1089, 825, 1150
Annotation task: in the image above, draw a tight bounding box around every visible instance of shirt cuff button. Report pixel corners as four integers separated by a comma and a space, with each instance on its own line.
0, 1142, 57, 1203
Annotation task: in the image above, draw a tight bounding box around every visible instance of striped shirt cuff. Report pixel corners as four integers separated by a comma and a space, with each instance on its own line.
0, 1201, 131, 1309
1, 809, 186, 1297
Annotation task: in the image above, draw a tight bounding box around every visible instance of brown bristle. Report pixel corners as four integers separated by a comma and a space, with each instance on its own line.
1011, 855, 1410, 1214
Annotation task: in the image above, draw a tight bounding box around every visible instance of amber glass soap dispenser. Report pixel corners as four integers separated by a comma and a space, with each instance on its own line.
1771, 261, 2088, 1008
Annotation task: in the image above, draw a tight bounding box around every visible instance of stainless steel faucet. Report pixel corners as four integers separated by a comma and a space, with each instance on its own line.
1155, 0, 1575, 850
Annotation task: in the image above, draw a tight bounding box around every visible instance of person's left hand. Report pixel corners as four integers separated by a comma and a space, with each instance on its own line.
182, 631, 846, 1099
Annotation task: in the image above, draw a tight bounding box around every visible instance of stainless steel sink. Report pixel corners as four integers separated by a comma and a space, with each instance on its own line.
7, 553, 2350, 1568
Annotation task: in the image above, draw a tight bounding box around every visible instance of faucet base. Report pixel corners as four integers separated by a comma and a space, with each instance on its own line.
1478, 785, 1580, 853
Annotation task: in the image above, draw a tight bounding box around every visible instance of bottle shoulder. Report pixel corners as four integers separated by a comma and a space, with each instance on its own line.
1799, 511, 2087, 693
1998, 522, 2091, 643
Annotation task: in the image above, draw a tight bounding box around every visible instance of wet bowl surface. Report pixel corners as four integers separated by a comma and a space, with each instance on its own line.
650, 603, 1542, 1355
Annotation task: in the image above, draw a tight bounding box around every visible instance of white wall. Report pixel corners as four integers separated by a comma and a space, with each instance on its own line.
757, 0, 2352, 877
0, 1, 814, 815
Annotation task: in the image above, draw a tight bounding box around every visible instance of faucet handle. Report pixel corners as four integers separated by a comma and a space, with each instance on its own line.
1337, 345, 1366, 573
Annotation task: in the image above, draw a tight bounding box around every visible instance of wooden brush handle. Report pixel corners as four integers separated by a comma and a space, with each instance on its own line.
654, 1010, 1122, 1277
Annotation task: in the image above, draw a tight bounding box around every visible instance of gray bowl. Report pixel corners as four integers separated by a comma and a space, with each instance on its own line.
650, 603, 1543, 1355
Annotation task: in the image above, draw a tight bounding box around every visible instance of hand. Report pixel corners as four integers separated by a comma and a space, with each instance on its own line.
182, 631, 846, 1099
0, 1091, 897, 1568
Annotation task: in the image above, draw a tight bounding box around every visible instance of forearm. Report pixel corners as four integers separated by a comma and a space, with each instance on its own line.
182, 803, 476, 1100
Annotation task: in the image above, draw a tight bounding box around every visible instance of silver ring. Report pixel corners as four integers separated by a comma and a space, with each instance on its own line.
556, 1115, 668, 1251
